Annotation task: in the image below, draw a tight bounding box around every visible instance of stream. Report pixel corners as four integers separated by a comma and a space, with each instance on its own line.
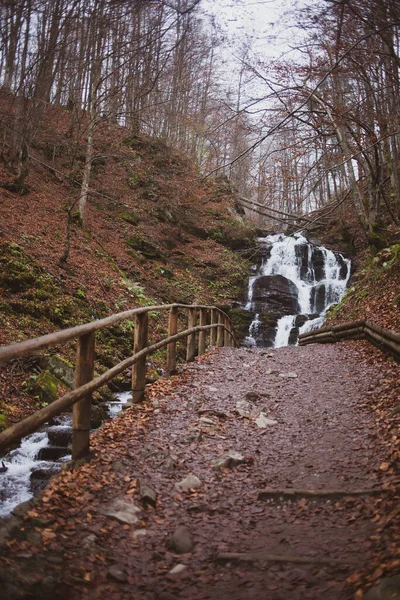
0, 392, 131, 519
244, 232, 351, 348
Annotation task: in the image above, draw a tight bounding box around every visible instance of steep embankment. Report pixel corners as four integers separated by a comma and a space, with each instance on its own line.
0, 94, 256, 428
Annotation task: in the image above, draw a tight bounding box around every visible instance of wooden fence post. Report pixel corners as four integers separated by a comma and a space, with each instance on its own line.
132, 311, 148, 402
167, 306, 178, 375
72, 332, 95, 460
216, 312, 224, 347
224, 317, 230, 347
198, 308, 207, 355
210, 309, 218, 346
186, 308, 197, 362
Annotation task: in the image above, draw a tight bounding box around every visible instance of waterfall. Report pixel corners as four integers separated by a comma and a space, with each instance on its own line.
245, 232, 350, 348
0, 392, 131, 519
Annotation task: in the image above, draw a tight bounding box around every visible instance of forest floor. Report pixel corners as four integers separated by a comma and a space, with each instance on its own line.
1, 342, 399, 600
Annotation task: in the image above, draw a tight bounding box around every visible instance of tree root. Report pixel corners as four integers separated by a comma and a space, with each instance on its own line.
215, 552, 352, 566
258, 487, 398, 500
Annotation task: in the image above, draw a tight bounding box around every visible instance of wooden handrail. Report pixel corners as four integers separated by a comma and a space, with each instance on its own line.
0, 304, 238, 457
299, 319, 400, 360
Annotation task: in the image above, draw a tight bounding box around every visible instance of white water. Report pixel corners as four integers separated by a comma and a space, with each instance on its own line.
246, 232, 351, 347
0, 392, 130, 519
274, 315, 297, 348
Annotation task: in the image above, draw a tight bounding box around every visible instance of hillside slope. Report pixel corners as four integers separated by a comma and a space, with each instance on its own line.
0, 95, 255, 427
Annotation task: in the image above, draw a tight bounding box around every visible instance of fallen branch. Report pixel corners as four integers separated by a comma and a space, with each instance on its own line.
215, 552, 351, 566
258, 487, 397, 500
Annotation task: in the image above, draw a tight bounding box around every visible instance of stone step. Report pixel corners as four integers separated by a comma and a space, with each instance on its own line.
37, 446, 70, 461
47, 429, 72, 447
30, 467, 60, 494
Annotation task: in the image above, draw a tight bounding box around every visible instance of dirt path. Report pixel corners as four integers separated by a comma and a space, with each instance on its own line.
0, 344, 393, 599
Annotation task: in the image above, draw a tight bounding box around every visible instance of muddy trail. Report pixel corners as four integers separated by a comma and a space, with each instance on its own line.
0, 344, 397, 600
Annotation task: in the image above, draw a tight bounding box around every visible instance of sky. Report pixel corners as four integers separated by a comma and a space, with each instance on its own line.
200, 0, 305, 103
202, 0, 302, 60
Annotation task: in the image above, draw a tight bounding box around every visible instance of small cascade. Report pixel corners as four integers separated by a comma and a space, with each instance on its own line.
0, 392, 130, 519
244, 232, 350, 347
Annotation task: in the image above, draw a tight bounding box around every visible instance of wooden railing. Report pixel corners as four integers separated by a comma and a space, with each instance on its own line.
0, 304, 237, 458
299, 319, 400, 360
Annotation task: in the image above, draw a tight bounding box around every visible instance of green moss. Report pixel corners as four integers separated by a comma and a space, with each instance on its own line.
0, 413, 9, 432
26, 370, 60, 405
208, 220, 256, 251
126, 234, 164, 260
117, 211, 139, 225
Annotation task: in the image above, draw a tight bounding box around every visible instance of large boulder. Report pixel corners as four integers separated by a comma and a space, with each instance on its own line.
311, 283, 326, 314
252, 275, 300, 316
311, 247, 325, 281
295, 244, 310, 281
335, 253, 349, 280
247, 312, 279, 347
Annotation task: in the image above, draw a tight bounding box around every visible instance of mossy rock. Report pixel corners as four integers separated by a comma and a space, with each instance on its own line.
0, 242, 37, 292
91, 402, 109, 429
39, 355, 75, 389
31, 371, 60, 404
0, 412, 9, 432
126, 234, 164, 260
209, 221, 256, 251
221, 307, 254, 341
117, 211, 139, 225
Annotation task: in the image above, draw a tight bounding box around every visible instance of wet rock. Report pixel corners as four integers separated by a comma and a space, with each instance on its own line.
168, 564, 187, 576
175, 474, 202, 491
37, 446, 70, 461
30, 467, 59, 494
311, 247, 325, 280
11, 500, 32, 518
139, 480, 157, 508
103, 498, 141, 524
363, 575, 400, 599
167, 526, 193, 554
295, 314, 309, 328
295, 243, 310, 280
47, 429, 72, 447
255, 413, 278, 428
108, 564, 128, 583
213, 450, 245, 470
90, 402, 109, 429
311, 283, 326, 314
288, 326, 299, 346
252, 274, 300, 316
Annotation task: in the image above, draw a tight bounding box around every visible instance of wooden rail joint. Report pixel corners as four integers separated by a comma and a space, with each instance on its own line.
298, 318, 400, 361
0, 304, 238, 457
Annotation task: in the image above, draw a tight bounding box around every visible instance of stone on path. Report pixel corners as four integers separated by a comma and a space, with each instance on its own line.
139, 481, 157, 508
236, 399, 255, 418
167, 526, 194, 554
255, 412, 278, 428
198, 416, 219, 431
168, 564, 187, 576
108, 565, 128, 583
175, 474, 202, 491
213, 450, 245, 470
279, 372, 298, 378
103, 498, 141, 525
363, 575, 400, 599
